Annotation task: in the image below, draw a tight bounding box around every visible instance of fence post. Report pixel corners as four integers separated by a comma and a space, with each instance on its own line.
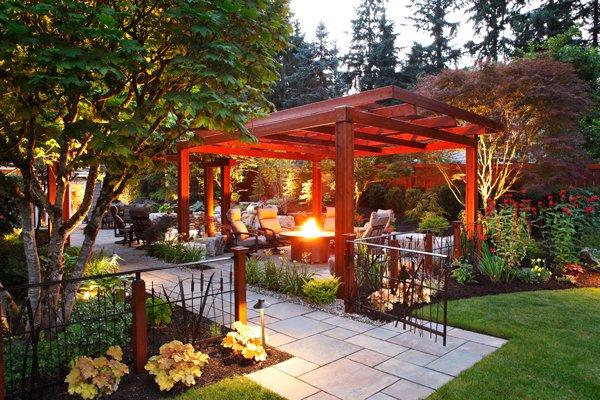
343, 233, 356, 313
424, 233, 433, 273
452, 221, 462, 260
232, 247, 249, 323
389, 238, 400, 291
132, 274, 148, 374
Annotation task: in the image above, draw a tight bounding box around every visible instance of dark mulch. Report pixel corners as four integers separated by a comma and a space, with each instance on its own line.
447, 270, 600, 300
95, 339, 290, 400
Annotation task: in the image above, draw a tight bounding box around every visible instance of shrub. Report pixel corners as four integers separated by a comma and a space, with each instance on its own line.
418, 212, 448, 233
221, 321, 267, 362
146, 297, 173, 327
65, 346, 129, 400
487, 204, 533, 270
362, 183, 387, 210
385, 186, 405, 214
451, 260, 477, 285
516, 260, 552, 284
302, 277, 340, 304
404, 188, 423, 214
405, 189, 445, 223
0, 229, 27, 286
435, 183, 464, 221
145, 340, 209, 391
158, 203, 174, 214
147, 240, 205, 264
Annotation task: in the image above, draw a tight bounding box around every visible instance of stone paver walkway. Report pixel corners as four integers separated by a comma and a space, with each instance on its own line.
72, 227, 507, 400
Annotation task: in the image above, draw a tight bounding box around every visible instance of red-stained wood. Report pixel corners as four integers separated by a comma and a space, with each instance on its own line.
344, 233, 357, 312
306, 126, 426, 149
221, 165, 231, 229
182, 144, 322, 161
204, 166, 215, 237
0, 325, 5, 400
370, 103, 417, 118
410, 115, 457, 128
232, 247, 249, 323
335, 120, 354, 299
452, 221, 462, 260
391, 86, 504, 131
311, 161, 322, 220
267, 133, 383, 154
177, 148, 190, 240
465, 144, 478, 238
352, 109, 476, 146
132, 278, 148, 373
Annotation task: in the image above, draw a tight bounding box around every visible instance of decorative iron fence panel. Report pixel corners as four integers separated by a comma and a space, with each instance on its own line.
350, 233, 451, 345
0, 257, 236, 400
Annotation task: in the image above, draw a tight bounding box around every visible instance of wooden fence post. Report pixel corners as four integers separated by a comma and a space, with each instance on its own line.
424, 233, 433, 273
452, 221, 462, 260
232, 247, 249, 323
343, 233, 356, 313
132, 274, 148, 374
389, 238, 400, 291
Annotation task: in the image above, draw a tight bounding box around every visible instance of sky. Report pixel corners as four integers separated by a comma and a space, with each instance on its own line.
289, 0, 476, 63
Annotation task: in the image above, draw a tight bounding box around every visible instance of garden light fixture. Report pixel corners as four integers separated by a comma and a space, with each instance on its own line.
253, 298, 270, 346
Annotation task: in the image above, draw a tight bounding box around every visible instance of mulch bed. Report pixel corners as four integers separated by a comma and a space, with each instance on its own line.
447, 270, 600, 300
91, 339, 291, 400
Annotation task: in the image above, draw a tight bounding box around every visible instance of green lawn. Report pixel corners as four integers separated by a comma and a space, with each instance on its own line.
430, 288, 600, 400
168, 376, 284, 400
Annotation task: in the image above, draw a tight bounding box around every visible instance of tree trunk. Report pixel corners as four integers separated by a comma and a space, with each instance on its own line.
18, 198, 42, 326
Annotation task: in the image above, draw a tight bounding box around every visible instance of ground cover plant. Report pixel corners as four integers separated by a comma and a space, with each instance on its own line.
170, 376, 284, 400
429, 288, 600, 400
147, 241, 206, 264
245, 255, 315, 297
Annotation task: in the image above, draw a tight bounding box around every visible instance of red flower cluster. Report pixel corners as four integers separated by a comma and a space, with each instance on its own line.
564, 263, 585, 276
562, 207, 572, 216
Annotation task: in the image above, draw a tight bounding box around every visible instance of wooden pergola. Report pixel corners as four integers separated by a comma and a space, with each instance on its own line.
175, 85, 502, 285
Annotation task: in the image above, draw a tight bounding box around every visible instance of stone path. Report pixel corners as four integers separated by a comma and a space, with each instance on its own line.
71, 227, 507, 400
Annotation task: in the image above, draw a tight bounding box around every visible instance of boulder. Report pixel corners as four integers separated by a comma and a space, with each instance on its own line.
580, 248, 600, 269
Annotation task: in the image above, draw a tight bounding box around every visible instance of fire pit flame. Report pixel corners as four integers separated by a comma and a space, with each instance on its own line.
301, 218, 321, 237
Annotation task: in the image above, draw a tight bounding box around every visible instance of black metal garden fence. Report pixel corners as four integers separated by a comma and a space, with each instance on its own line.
0, 248, 249, 400
346, 232, 452, 345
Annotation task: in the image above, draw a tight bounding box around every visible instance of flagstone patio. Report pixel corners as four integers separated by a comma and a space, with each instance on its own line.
72, 228, 507, 400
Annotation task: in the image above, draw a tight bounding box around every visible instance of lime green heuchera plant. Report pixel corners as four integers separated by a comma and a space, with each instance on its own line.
65, 346, 129, 399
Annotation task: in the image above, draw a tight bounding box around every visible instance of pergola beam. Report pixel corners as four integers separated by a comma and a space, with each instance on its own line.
183, 144, 323, 161
267, 133, 383, 154
351, 108, 477, 146
391, 86, 503, 131
307, 127, 426, 149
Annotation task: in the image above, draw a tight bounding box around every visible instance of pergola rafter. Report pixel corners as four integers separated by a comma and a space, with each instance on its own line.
174, 86, 503, 299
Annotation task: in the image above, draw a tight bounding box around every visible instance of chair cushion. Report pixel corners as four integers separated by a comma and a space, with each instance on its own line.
257, 208, 282, 234
231, 220, 249, 240
237, 235, 267, 247
227, 208, 242, 223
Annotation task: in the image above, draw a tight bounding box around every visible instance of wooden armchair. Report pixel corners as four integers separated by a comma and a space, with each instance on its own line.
226, 208, 266, 252
110, 205, 132, 245
128, 207, 154, 247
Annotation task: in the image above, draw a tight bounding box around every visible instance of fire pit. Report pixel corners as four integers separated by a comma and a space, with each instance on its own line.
280, 218, 334, 264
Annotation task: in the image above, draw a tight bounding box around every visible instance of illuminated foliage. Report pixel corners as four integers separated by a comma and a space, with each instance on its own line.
145, 340, 209, 391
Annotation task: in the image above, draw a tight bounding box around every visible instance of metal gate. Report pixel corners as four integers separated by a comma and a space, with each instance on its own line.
350, 233, 451, 345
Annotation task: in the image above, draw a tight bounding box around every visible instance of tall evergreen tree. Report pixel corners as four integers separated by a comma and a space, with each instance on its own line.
464, 0, 514, 61
269, 20, 321, 110
511, 0, 578, 52
344, 0, 400, 91
313, 22, 348, 98
410, 0, 461, 72
400, 42, 433, 86
578, 0, 600, 47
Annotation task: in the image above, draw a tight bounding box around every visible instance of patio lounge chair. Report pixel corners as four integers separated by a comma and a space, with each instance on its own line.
356, 209, 394, 236
359, 211, 391, 242
110, 205, 132, 245
256, 207, 288, 252
226, 208, 267, 252
128, 207, 154, 247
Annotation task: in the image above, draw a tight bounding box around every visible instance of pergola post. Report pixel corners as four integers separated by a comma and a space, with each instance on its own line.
465, 142, 478, 237
220, 164, 231, 231
311, 161, 322, 222
177, 148, 190, 240
334, 108, 354, 299
204, 166, 215, 237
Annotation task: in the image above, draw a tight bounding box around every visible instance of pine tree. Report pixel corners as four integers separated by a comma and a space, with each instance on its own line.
344, 0, 400, 91
410, 0, 461, 73
313, 22, 348, 98
269, 20, 321, 110
578, 0, 600, 47
401, 42, 436, 86
511, 0, 578, 52
464, 0, 514, 61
